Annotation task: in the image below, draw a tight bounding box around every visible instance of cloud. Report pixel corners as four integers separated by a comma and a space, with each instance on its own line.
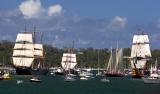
48, 4, 63, 16
19, 0, 44, 19
108, 16, 127, 31
19, 0, 64, 19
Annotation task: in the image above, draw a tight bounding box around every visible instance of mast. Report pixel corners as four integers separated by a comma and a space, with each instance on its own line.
111, 49, 113, 73
97, 50, 100, 74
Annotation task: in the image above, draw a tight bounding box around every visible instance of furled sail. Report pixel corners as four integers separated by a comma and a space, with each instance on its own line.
130, 34, 151, 69
61, 53, 77, 70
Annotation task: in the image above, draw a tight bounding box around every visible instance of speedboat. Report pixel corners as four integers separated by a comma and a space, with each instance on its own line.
30, 77, 42, 83
80, 76, 88, 80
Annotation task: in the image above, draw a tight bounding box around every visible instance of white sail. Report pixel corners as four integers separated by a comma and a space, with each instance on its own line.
114, 48, 123, 72
14, 44, 34, 50
61, 53, 77, 70
34, 44, 43, 57
13, 57, 34, 67
130, 34, 151, 69
16, 33, 33, 43
107, 48, 123, 73
106, 48, 113, 73
13, 50, 34, 57
12, 32, 35, 67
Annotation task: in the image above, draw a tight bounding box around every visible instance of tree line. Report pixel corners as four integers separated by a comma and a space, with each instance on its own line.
0, 40, 160, 68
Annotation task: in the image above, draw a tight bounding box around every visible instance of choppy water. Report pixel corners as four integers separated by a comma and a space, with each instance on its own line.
0, 74, 160, 94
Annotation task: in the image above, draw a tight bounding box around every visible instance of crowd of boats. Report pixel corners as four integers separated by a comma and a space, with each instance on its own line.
0, 29, 160, 84
1, 65, 160, 84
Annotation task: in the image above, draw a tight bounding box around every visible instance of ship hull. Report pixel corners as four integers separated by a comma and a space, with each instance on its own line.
16, 67, 48, 75
65, 69, 78, 75
131, 69, 144, 78
105, 73, 124, 77
55, 72, 64, 75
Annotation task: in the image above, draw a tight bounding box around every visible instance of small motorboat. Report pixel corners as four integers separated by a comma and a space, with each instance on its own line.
0, 72, 13, 80
17, 80, 23, 84
100, 78, 110, 83
64, 75, 76, 82
80, 76, 88, 80
30, 77, 42, 83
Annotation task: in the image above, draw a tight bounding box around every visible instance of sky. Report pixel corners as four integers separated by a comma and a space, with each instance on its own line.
0, 0, 160, 49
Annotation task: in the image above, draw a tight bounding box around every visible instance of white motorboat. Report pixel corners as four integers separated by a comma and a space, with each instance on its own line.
30, 77, 42, 83
100, 78, 110, 83
80, 76, 88, 80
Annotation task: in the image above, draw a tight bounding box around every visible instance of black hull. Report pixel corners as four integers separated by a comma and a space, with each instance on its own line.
16, 67, 48, 75
65, 69, 78, 75
55, 72, 64, 75
105, 73, 124, 77
132, 75, 142, 78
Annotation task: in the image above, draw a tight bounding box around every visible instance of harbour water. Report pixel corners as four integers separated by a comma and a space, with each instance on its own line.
0, 74, 160, 94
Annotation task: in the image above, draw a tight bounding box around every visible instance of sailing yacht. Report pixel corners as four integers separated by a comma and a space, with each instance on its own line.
12, 31, 48, 75
96, 50, 102, 76
130, 33, 151, 78
104, 47, 124, 77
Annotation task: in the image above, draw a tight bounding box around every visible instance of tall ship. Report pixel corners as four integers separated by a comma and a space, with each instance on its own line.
61, 48, 78, 75
130, 33, 151, 78
104, 47, 124, 77
12, 32, 48, 75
